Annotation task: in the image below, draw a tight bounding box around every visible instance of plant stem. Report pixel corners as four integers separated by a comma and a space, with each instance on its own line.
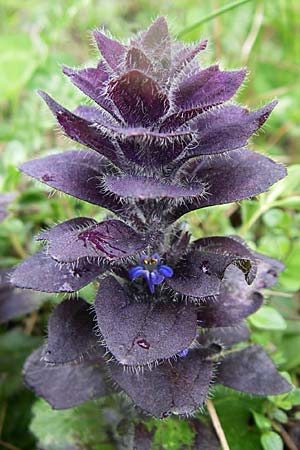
178, 0, 253, 37
206, 399, 230, 450
271, 421, 298, 450
0, 440, 21, 450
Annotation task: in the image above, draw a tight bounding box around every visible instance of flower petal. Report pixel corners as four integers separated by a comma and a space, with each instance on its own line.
217, 345, 292, 395
158, 265, 174, 278
128, 266, 144, 280
174, 66, 246, 110
95, 276, 197, 366
167, 236, 256, 299
109, 348, 213, 417
38, 218, 148, 263
168, 149, 287, 222
11, 250, 106, 293
43, 297, 100, 364
24, 346, 107, 409
19, 150, 123, 214
108, 70, 169, 126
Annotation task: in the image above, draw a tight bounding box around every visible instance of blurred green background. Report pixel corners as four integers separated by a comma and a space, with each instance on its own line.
0, 1, 300, 449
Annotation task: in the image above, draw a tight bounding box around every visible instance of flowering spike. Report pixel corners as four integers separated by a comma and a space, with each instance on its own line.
12, 17, 291, 418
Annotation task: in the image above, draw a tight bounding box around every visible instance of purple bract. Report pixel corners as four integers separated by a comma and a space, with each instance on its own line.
11, 17, 291, 419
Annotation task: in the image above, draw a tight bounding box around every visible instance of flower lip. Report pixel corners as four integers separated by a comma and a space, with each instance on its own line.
128, 253, 173, 294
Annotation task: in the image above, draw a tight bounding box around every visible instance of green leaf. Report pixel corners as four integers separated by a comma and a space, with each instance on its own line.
0, 33, 42, 100
248, 306, 287, 330
269, 408, 288, 424
288, 388, 300, 406
281, 335, 300, 370
252, 411, 272, 431
261, 431, 283, 450
0, 329, 41, 399
146, 417, 195, 450
30, 399, 115, 450
213, 387, 262, 450
280, 244, 300, 292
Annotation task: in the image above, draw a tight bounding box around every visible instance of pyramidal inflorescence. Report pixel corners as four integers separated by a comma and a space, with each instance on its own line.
12, 17, 291, 418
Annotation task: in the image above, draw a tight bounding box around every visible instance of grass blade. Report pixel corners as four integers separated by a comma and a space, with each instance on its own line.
178, 0, 254, 37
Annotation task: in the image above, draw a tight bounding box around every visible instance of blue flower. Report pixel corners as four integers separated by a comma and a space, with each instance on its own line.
178, 348, 189, 358
128, 253, 173, 294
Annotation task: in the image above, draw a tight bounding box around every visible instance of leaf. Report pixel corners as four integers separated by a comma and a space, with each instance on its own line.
0, 329, 41, 399
261, 431, 283, 450
248, 306, 287, 330
30, 399, 114, 450
281, 335, 300, 370
95, 276, 197, 366
252, 411, 272, 431
0, 33, 42, 99
213, 387, 262, 450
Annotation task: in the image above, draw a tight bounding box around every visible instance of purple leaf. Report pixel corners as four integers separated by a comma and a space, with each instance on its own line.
104, 173, 205, 200
217, 345, 292, 395
38, 91, 122, 167
198, 323, 250, 347
110, 349, 213, 417
174, 66, 246, 110
170, 39, 208, 76
0, 289, 44, 324
140, 16, 170, 61
169, 149, 287, 222
254, 252, 285, 289
193, 236, 257, 283
11, 250, 106, 293
0, 269, 11, 293
93, 30, 126, 70
24, 346, 107, 409
62, 63, 114, 113
125, 47, 153, 73
38, 218, 148, 263
19, 150, 123, 214
186, 101, 277, 157
167, 236, 257, 299
73, 104, 119, 127
197, 266, 264, 327
0, 193, 16, 223
159, 106, 213, 132
95, 276, 197, 366
115, 127, 192, 168
133, 424, 154, 450
191, 420, 219, 450
108, 70, 169, 126
43, 297, 100, 364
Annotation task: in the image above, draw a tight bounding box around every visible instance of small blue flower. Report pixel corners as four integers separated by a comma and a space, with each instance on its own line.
178, 348, 189, 358
128, 253, 173, 294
